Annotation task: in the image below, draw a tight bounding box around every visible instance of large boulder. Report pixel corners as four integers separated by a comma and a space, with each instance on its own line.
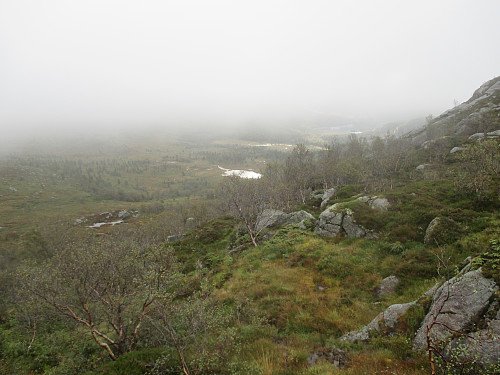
357, 196, 390, 211
413, 269, 498, 351
256, 209, 315, 232
424, 216, 462, 246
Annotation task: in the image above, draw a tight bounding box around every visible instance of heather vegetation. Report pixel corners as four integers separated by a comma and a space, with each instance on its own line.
1, 91, 500, 374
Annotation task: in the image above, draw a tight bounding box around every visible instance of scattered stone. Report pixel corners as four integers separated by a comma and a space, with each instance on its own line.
74, 217, 87, 225
357, 196, 390, 211
413, 269, 498, 351
118, 210, 131, 219
375, 275, 400, 297
370, 197, 390, 211
86, 220, 124, 229
469, 132, 485, 140
320, 188, 337, 208
450, 146, 466, 154
307, 348, 348, 368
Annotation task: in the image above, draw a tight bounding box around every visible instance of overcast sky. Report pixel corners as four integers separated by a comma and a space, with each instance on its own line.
1, 0, 500, 137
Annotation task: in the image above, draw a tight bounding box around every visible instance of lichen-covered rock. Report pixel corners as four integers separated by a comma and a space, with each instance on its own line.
413, 269, 498, 351
469, 132, 486, 140
342, 214, 365, 238
315, 205, 343, 237
370, 197, 390, 211
315, 204, 374, 238
256, 209, 315, 232
424, 217, 440, 245
454, 112, 483, 136
443, 311, 500, 366
356, 196, 390, 211
424, 216, 462, 246
339, 301, 416, 343
450, 146, 466, 154
375, 275, 400, 297
487, 129, 500, 137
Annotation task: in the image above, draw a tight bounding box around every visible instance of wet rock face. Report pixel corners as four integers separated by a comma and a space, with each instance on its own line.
413, 269, 498, 351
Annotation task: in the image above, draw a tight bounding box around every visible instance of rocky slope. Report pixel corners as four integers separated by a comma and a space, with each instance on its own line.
407, 76, 500, 145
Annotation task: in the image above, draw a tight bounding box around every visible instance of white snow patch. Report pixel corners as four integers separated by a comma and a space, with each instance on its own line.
218, 166, 262, 179
252, 143, 294, 147
86, 220, 124, 229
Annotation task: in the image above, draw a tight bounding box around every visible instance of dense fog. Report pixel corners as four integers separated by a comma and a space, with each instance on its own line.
1, 0, 500, 150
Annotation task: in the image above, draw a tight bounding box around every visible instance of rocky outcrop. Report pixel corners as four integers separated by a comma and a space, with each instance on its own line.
315, 204, 374, 238
406, 76, 500, 144
413, 269, 498, 351
315, 205, 343, 237
320, 188, 337, 208
256, 209, 315, 232
375, 275, 400, 297
340, 301, 417, 343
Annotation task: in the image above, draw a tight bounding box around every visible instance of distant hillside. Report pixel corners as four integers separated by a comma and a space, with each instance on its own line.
407, 76, 500, 145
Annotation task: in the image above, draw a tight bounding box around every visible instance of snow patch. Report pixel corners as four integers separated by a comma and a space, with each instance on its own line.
218, 166, 262, 179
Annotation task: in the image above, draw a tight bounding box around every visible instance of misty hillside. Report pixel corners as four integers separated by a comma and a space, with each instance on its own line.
1, 76, 499, 375
407, 76, 500, 143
